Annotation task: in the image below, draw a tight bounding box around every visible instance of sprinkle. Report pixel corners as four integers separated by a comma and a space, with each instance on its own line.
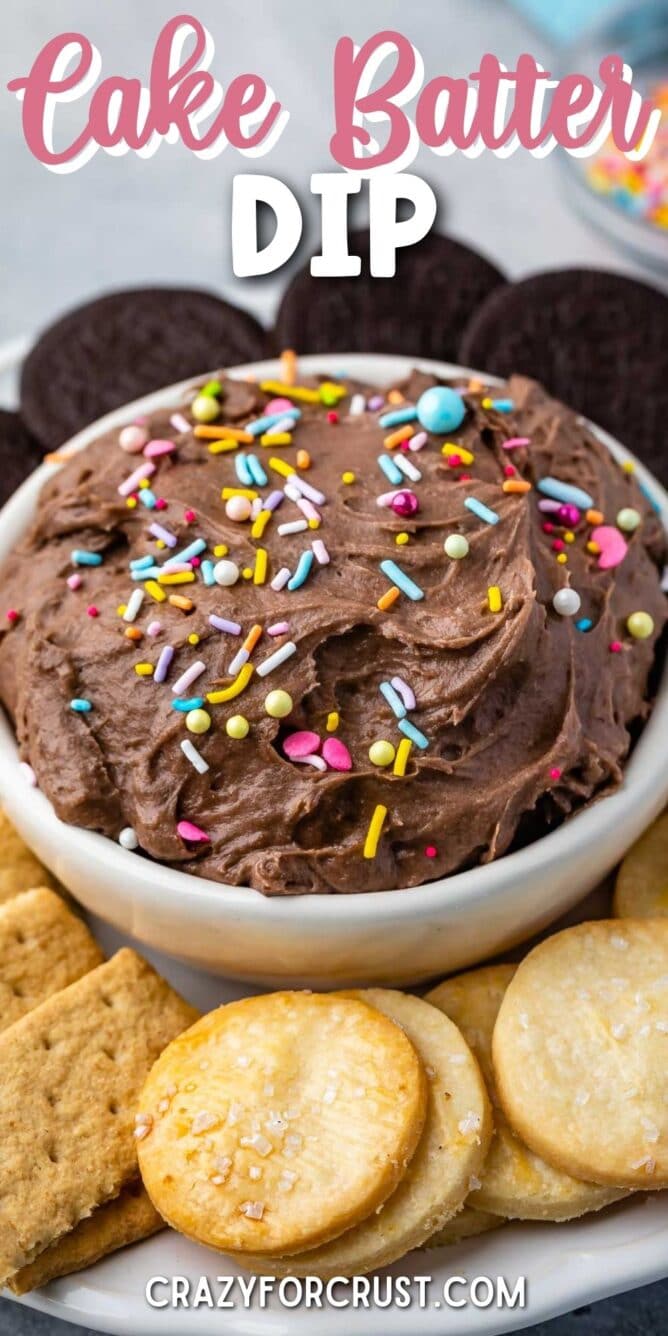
158, 571, 195, 586
226, 715, 250, 739
177, 820, 210, 843
172, 697, 205, 712
394, 454, 421, 482
269, 456, 295, 480
260, 432, 292, 447
425, 845, 437, 858
247, 410, 301, 435
408, 431, 428, 452
288, 550, 314, 591
186, 708, 211, 735
487, 586, 503, 613
235, 454, 253, 486
367, 395, 384, 411
152, 645, 174, 683
575, 617, 593, 632
627, 611, 654, 639
265, 490, 285, 513
312, 539, 330, 565
209, 615, 242, 636
537, 477, 594, 510
118, 461, 155, 497
464, 497, 500, 525
393, 738, 413, 776
398, 719, 429, 749
278, 519, 308, 536
327, 411, 339, 425
349, 394, 365, 416
171, 660, 206, 696
550, 767, 562, 781
123, 589, 144, 623
377, 585, 400, 611
502, 479, 532, 494
144, 439, 176, 459
396, 533, 409, 546
292, 495, 321, 525
254, 549, 268, 585
70, 698, 92, 712
363, 805, 387, 859
169, 595, 193, 610
194, 425, 253, 442
171, 413, 190, 433
502, 437, 530, 450
384, 425, 415, 450
118, 827, 139, 850
170, 538, 207, 565
200, 560, 215, 586
379, 560, 424, 602
289, 475, 327, 506
380, 681, 407, 719
149, 523, 178, 548
326, 711, 339, 732
184, 510, 197, 523
144, 580, 166, 603
378, 454, 404, 486
130, 555, 155, 571
484, 397, 514, 412
243, 624, 263, 655
86, 605, 99, 618
264, 689, 293, 718
342, 471, 356, 484
280, 349, 297, 385
379, 407, 418, 429
391, 676, 416, 710
369, 740, 395, 767
66, 574, 82, 590
207, 663, 254, 704
180, 739, 209, 774
257, 641, 297, 677
208, 439, 240, 455
71, 549, 103, 567
134, 664, 154, 677
442, 443, 474, 466
271, 567, 291, 591
247, 454, 268, 487
296, 450, 311, 470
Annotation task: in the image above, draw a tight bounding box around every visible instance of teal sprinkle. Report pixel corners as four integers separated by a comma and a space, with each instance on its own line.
398, 719, 429, 749
379, 681, 407, 719
70, 698, 92, 713
380, 559, 424, 601
235, 453, 254, 486
378, 407, 418, 429
247, 454, 268, 487
138, 489, 157, 509
464, 496, 500, 526
71, 550, 102, 566
172, 697, 205, 712
378, 454, 404, 486
575, 618, 593, 632
287, 550, 314, 591
201, 559, 215, 587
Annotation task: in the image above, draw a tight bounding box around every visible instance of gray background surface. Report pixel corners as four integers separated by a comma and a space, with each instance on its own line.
0, 1, 666, 1332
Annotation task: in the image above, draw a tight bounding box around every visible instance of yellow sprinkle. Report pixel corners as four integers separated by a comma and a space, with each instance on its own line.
587, 541, 600, 555
259, 380, 320, 404
260, 432, 292, 447
622, 460, 635, 475
363, 804, 388, 859
242, 567, 253, 580
207, 663, 254, 704
556, 553, 568, 565
395, 532, 409, 546
188, 633, 200, 645
393, 738, 413, 777
117, 605, 127, 616
251, 509, 272, 540
139, 479, 150, 489
564, 531, 575, 543
388, 390, 404, 405
307, 518, 320, 530
135, 663, 154, 677
384, 425, 415, 449
208, 439, 239, 454
268, 456, 295, 479
213, 544, 228, 557
280, 349, 298, 386
254, 548, 268, 585
194, 425, 253, 442
169, 595, 193, 610
487, 585, 502, 613
442, 442, 475, 465
342, 471, 356, 484
326, 711, 339, 733
482, 397, 492, 409
144, 580, 166, 603
221, 487, 258, 500
377, 586, 400, 611
126, 498, 138, 509
157, 571, 195, 585
296, 450, 311, 470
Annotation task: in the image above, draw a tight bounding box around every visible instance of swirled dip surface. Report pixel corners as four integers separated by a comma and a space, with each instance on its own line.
0, 370, 665, 894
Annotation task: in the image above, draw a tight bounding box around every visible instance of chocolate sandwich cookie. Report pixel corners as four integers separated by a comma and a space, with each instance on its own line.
0, 412, 44, 506
21, 287, 271, 450
275, 231, 504, 361
458, 270, 668, 483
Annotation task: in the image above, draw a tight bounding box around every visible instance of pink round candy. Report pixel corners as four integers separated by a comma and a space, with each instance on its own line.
283, 730, 321, 759
322, 738, 352, 771
265, 397, 294, 414
557, 504, 581, 527
119, 425, 148, 453
391, 490, 419, 518
225, 495, 252, 522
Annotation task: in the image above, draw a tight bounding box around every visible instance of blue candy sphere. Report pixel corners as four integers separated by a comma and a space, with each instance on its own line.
416, 386, 466, 435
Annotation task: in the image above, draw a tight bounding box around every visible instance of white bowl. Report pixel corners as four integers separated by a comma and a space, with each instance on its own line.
0, 354, 666, 987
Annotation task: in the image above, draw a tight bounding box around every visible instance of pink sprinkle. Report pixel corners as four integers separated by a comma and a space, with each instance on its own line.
144, 438, 176, 459
283, 731, 321, 760
265, 397, 294, 414
155, 498, 168, 511
268, 621, 290, 637
327, 411, 339, 425
147, 621, 162, 637
549, 767, 562, 781
503, 464, 516, 477
322, 737, 352, 772
67, 573, 83, 590
447, 454, 462, 468
502, 437, 530, 450
408, 431, 428, 452
609, 640, 623, 653
184, 509, 196, 523
87, 605, 99, 618
312, 539, 330, 565
542, 522, 554, 534
118, 460, 155, 497
177, 820, 210, 843
552, 539, 565, 552
458, 473, 472, 482
424, 845, 437, 859
538, 500, 561, 514
5, 608, 19, 624
191, 556, 201, 568
170, 413, 190, 433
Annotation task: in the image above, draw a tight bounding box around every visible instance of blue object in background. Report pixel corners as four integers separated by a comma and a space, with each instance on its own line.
509, 0, 617, 43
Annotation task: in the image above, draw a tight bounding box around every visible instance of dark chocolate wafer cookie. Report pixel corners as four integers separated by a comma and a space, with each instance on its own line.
21, 287, 271, 449
459, 269, 668, 483
275, 231, 504, 362
0, 412, 44, 506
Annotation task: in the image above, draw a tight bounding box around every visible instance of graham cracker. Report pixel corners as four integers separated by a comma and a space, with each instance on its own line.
0, 887, 103, 1032
0, 947, 197, 1283
8, 1182, 163, 1294
0, 809, 57, 904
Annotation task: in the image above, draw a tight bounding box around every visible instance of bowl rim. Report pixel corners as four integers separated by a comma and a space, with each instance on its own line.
0, 351, 667, 925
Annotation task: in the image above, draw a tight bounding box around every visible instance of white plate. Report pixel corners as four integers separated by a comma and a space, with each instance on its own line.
1, 336, 666, 1334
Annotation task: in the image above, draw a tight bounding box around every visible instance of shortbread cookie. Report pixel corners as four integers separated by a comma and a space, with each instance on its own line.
0, 887, 103, 1032
492, 921, 668, 1189
614, 812, 668, 919
0, 809, 57, 903
427, 966, 627, 1220
8, 1183, 163, 1295
137, 991, 427, 1256
426, 1205, 502, 1249
234, 989, 491, 1277
0, 948, 197, 1283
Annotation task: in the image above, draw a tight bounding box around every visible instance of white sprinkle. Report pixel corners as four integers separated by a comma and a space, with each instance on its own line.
266, 1113, 288, 1133
611, 1023, 627, 1040
180, 739, 209, 774
240, 1133, 273, 1157
289, 474, 326, 506
574, 1089, 590, 1107
213, 1155, 232, 1179
191, 1111, 217, 1135
518, 1013, 530, 1030
294, 753, 328, 771
630, 1155, 656, 1174
278, 519, 308, 535
312, 539, 330, 565
228, 1102, 244, 1125
240, 1201, 264, 1220
408, 431, 428, 452
249, 1166, 262, 1180
394, 453, 421, 482
123, 588, 145, 623
641, 1118, 660, 1143
349, 394, 365, 416
285, 1132, 302, 1149
271, 567, 291, 591
256, 640, 297, 678
133, 1113, 153, 1140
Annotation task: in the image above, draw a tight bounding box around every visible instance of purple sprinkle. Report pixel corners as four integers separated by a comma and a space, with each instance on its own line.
149, 522, 178, 548
209, 615, 242, 635
391, 675, 416, 711
265, 490, 285, 512
537, 500, 562, 513
171, 660, 206, 697
368, 395, 384, 411
154, 645, 174, 684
